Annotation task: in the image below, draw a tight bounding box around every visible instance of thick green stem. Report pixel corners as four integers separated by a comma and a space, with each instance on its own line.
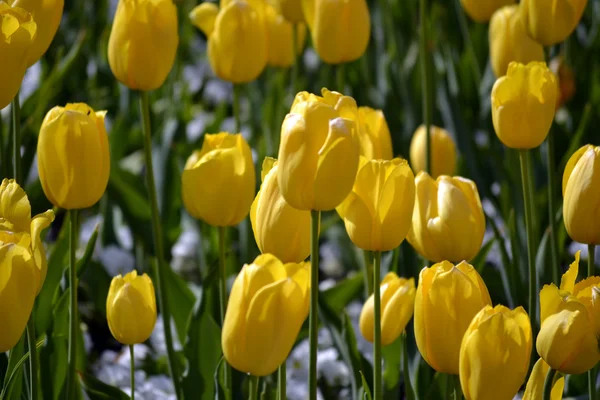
249, 376, 260, 400
130, 345, 135, 400
233, 84, 241, 132
543, 368, 557, 400
218, 226, 232, 393
278, 362, 286, 400
12, 93, 21, 184
309, 210, 321, 400
291, 23, 298, 96
362, 250, 373, 298
520, 150, 537, 338
139, 91, 182, 400
401, 332, 414, 400
336, 64, 345, 93
589, 244, 596, 400
420, 0, 432, 174
26, 316, 37, 400
373, 251, 382, 400
453, 375, 462, 400
67, 210, 78, 400
546, 131, 560, 286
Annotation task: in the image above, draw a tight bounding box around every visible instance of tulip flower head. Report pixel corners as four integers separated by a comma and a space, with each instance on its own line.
277, 89, 360, 211
491, 61, 558, 149
190, 0, 267, 83
37, 103, 110, 210
265, 4, 306, 68
337, 157, 415, 252
415, 260, 492, 374
357, 107, 393, 160
251, 158, 311, 263
274, 0, 303, 22
0, 2, 36, 110
107, 271, 157, 345
359, 272, 415, 345
108, 0, 179, 91
222, 254, 310, 376
9, 0, 64, 66
459, 305, 532, 400
409, 125, 457, 178
407, 173, 485, 263
522, 359, 565, 400
182, 133, 256, 227
489, 5, 544, 77
563, 145, 600, 245
519, 0, 588, 46
537, 251, 600, 374
460, 0, 515, 22
302, 0, 370, 64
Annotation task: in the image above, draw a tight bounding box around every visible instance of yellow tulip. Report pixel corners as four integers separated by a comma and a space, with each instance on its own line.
274, 0, 303, 23
222, 254, 310, 376
265, 5, 305, 68
359, 273, 415, 345
522, 359, 565, 400
182, 133, 255, 227
250, 158, 311, 263
357, 107, 393, 160
107, 271, 157, 345
302, 0, 370, 64
407, 172, 485, 263
459, 305, 532, 400
460, 0, 515, 22
519, 0, 588, 46
409, 125, 457, 178
491, 61, 558, 149
9, 0, 63, 66
0, 239, 37, 352
489, 5, 544, 77
108, 0, 179, 91
37, 103, 110, 210
190, 0, 267, 83
537, 251, 600, 374
562, 145, 600, 245
414, 260, 492, 374
337, 157, 415, 251
277, 89, 360, 211
0, 179, 54, 294
0, 3, 36, 110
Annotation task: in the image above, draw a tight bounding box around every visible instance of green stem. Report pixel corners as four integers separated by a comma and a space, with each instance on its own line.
130, 345, 135, 400
453, 0, 481, 86
12, 93, 21, 184
309, 210, 321, 400
519, 150, 537, 338
401, 332, 414, 400
546, 131, 560, 286
419, 0, 432, 175
218, 226, 232, 393
336, 63, 345, 93
139, 91, 182, 400
373, 251, 382, 400
543, 368, 557, 400
66, 210, 78, 400
453, 375, 462, 400
362, 250, 373, 298
233, 84, 241, 132
26, 316, 37, 400
249, 376, 260, 400
589, 244, 596, 400
291, 23, 298, 96
278, 362, 286, 400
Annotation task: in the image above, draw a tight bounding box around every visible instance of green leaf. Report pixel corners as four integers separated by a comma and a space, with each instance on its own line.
79, 371, 130, 400
322, 273, 365, 314
472, 237, 495, 273
382, 336, 401, 391
359, 371, 373, 400
213, 357, 228, 400
76, 225, 99, 278
1, 336, 24, 400
161, 262, 195, 345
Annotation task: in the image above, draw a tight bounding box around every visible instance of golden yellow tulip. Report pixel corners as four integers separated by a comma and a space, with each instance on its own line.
0, 3, 36, 110
0, 179, 54, 294
337, 157, 415, 251
522, 359, 565, 400
222, 254, 309, 376
302, 0, 370, 64
190, 0, 267, 83
182, 133, 255, 227
409, 125, 457, 178
107, 271, 157, 345
108, 0, 179, 91
537, 251, 600, 374
563, 145, 600, 245
359, 273, 415, 345
265, 4, 305, 68
459, 305, 532, 400
460, 0, 515, 22
9, 0, 63, 66
250, 158, 311, 263
274, 0, 303, 22
414, 260, 492, 374
277, 89, 360, 211
37, 103, 110, 210
520, 0, 588, 46
489, 5, 544, 77
407, 172, 485, 263
491, 61, 558, 149
357, 107, 393, 160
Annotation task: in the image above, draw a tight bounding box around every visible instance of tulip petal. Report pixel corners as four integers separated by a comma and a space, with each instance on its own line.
189, 2, 219, 36
0, 179, 31, 233
522, 358, 565, 400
